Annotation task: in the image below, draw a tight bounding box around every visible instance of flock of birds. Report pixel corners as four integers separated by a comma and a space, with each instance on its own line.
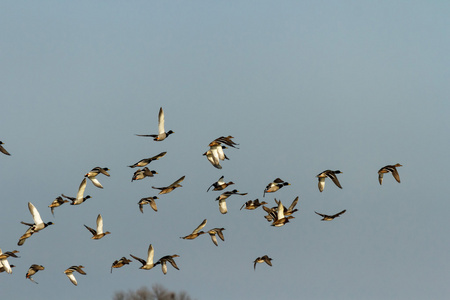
0, 107, 404, 285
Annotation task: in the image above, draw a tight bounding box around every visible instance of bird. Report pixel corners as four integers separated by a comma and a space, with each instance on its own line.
254, 255, 272, 270
0, 249, 12, 274
48, 196, 69, 217
209, 136, 239, 149
203, 149, 222, 169
111, 257, 132, 273
207, 228, 225, 246
378, 163, 402, 185
157, 254, 180, 275
128, 152, 167, 168
0, 250, 20, 259
152, 175, 185, 195
216, 190, 248, 214
0, 264, 15, 273
0, 141, 11, 156
240, 199, 267, 210
64, 266, 86, 286
180, 219, 207, 240
84, 214, 111, 240
62, 178, 92, 205
138, 196, 159, 213
316, 170, 343, 192
315, 209, 347, 221
207, 176, 234, 192
84, 167, 110, 189
26, 264, 45, 284
275, 196, 299, 217
130, 244, 159, 270
263, 178, 290, 197
271, 199, 295, 227
21, 202, 54, 233
135, 107, 174, 141
131, 167, 158, 181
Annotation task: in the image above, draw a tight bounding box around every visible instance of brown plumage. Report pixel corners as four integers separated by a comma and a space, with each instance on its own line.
180, 219, 207, 240
152, 175, 185, 195
378, 163, 402, 185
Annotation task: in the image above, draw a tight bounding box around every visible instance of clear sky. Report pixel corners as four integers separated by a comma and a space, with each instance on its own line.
1, 1, 450, 299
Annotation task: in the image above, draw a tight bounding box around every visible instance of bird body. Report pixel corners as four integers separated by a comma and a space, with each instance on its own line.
111, 257, 132, 273
26, 264, 45, 284
128, 152, 167, 168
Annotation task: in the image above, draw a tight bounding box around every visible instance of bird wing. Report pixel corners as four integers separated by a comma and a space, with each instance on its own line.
218, 199, 228, 214
84, 225, 97, 236
151, 151, 167, 161
76, 178, 87, 201
288, 196, 299, 211
28, 202, 43, 225
146, 244, 154, 265
332, 210, 347, 218
158, 107, 165, 135
277, 200, 285, 219
169, 175, 185, 187
209, 233, 218, 246
130, 254, 146, 266
96, 214, 104, 234
315, 211, 327, 218
66, 272, 77, 286
328, 173, 342, 189
318, 177, 325, 192
192, 219, 207, 234
88, 177, 103, 188
392, 168, 401, 183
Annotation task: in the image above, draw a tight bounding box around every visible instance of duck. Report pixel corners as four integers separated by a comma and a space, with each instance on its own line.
254, 255, 272, 270
85, 167, 110, 189
132, 167, 158, 181
271, 199, 295, 227
26, 264, 45, 284
207, 228, 225, 246
180, 219, 207, 240
84, 214, 111, 240
62, 178, 92, 205
21, 202, 53, 236
315, 209, 347, 221
378, 163, 402, 185
0, 249, 16, 274
157, 254, 180, 275
263, 178, 290, 197
207, 176, 234, 192
203, 149, 222, 169
0, 141, 11, 156
128, 152, 167, 168
111, 257, 132, 273
316, 170, 343, 192
64, 266, 86, 286
216, 190, 248, 214
0, 250, 20, 259
209, 136, 239, 149
152, 175, 185, 195
275, 196, 299, 217
135, 107, 174, 141
130, 244, 159, 270
48, 196, 69, 217
138, 196, 159, 213
0, 264, 15, 273
240, 199, 268, 210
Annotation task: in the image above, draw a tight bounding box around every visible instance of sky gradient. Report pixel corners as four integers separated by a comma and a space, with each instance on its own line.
1, 1, 450, 299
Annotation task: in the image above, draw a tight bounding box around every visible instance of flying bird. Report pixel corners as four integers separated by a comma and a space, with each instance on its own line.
136, 107, 174, 141
18, 202, 53, 245
48, 196, 69, 217
207, 176, 234, 192
111, 257, 132, 273
152, 175, 185, 195
156, 254, 180, 275
263, 178, 290, 197
207, 228, 225, 246
270, 199, 295, 227
0, 141, 10, 156
64, 266, 86, 286
216, 190, 248, 214
62, 178, 92, 205
254, 255, 272, 270
0, 249, 13, 274
315, 209, 347, 221
84, 214, 111, 240
130, 244, 159, 270
378, 163, 402, 185
132, 167, 158, 181
316, 170, 343, 192
128, 152, 167, 168
26, 264, 45, 284
138, 196, 159, 213
85, 167, 110, 189
209, 136, 239, 149
180, 219, 207, 240
240, 199, 267, 210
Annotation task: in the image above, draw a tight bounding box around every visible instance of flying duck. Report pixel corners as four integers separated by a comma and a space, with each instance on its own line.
271, 199, 295, 227
207, 176, 234, 192
0, 249, 12, 274
128, 152, 167, 168
216, 190, 248, 214
157, 254, 180, 275
316, 170, 343, 192
48, 196, 69, 217
111, 257, 132, 273
136, 107, 174, 141
378, 163, 402, 185
62, 178, 92, 205
138, 196, 159, 213
263, 178, 290, 197
0, 141, 10, 156
152, 175, 185, 195
209, 136, 239, 149
315, 209, 347, 221
85, 167, 110, 189
132, 167, 158, 181
240, 199, 268, 210
207, 228, 225, 246
180, 219, 207, 240
254, 255, 272, 270
64, 266, 86, 286
84, 214, 111, 240
26, 264, 45, 284
130, 244, 159, 270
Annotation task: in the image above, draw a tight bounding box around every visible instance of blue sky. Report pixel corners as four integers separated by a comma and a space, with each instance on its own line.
1, 1, 450, 299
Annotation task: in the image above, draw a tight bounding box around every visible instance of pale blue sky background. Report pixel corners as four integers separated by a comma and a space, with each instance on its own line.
1, 1, 450, 299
